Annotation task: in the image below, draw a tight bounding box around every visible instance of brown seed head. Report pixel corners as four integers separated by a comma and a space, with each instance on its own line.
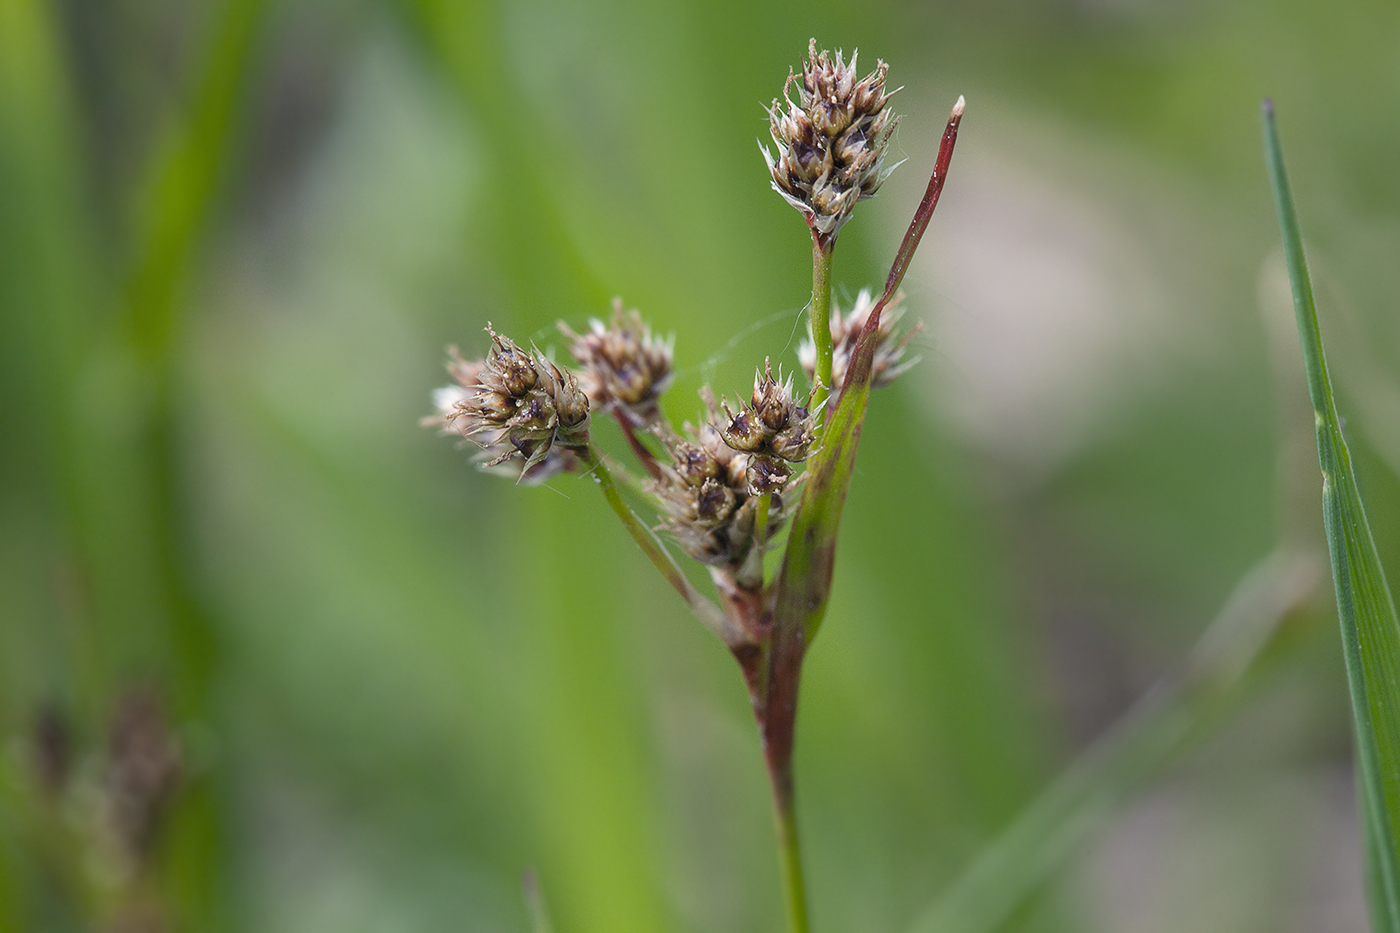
669, 437, 722, 486
559, 300, 674, 425
694, 477, 738, 525
720, 360, 815, 484
721, 408, 766, 452
648, 390, 794, 573
762, 39, 900, 240
771, 421, 815, 463
747, 455, 792, 495
424, 326, 592, 482
101, 689, 181, 868
483, 329, 538, 397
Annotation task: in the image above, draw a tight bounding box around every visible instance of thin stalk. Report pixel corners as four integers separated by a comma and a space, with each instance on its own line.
577, 445, 743, 645
770, 759, 811, 933
600, 452, 651, 500
752, 610, 809, 933
755, 492, 772, 569
808, 236, 835, 419
614, 410, 662, 480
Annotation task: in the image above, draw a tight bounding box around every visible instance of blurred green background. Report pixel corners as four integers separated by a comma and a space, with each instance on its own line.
3, 0, 1400, 930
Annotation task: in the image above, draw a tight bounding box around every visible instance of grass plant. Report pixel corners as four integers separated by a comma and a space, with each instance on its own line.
424, 44, 962, 932
4, 5, 1400, 931
1264, 101, 1400, 932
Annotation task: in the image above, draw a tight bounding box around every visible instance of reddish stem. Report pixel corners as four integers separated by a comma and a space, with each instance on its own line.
614, 410, 663, 480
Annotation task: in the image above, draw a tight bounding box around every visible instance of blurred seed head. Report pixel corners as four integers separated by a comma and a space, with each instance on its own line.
559, 299, 674, 425
762, 39, 900, 240
799, 288, 921, 405
425, 326, 592, 482
29, 702, 72, 798
100, 689, 181, 871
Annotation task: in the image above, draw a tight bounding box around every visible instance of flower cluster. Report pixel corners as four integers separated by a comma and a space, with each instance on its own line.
648, 389, 786, 577
423, 41, 966, 933
720, 361, 816, 495
425, 327, 590, 482
799, 288, 920, 403
763, 39, 900, 239
559, 299, 674, 426
428, 42, 940, 602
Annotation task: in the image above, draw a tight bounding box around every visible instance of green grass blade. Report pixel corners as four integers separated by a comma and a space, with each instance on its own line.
908, 549, 1319, 933
124, 0, 266, 368
1263, 99, 1400, 930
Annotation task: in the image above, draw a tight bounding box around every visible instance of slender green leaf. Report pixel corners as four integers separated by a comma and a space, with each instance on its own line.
125, 0, 267, 367
1264, 99, 1400, 931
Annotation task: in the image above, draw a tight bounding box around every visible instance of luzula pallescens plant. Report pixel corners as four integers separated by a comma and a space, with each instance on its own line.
427, 40, 964, 933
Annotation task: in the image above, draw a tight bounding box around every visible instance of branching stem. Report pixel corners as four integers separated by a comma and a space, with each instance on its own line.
578, 445, 742, 644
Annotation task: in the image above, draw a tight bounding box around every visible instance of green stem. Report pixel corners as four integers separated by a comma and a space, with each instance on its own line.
754, 491, 772, 577
577, 445, 743, 645
770, 757, 811, 933
809, 235, 835, 420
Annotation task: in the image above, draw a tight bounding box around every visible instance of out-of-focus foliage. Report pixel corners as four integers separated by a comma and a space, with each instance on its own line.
2, 0, 1398, 930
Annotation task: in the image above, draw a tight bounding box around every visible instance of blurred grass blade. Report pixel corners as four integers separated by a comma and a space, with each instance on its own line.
125, 0, 266, 368
1263, 99, 1400, 930
908, 549, 1319, 933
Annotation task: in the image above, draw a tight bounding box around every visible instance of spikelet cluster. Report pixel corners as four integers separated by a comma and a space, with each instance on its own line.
649, 389, 790, 572
425, 327, 590, 482
799, 288, 921, 402
719, 361, 816, 495
763, 39, 900, 239
559, 299, 674, 425
425, 38, 933, 606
